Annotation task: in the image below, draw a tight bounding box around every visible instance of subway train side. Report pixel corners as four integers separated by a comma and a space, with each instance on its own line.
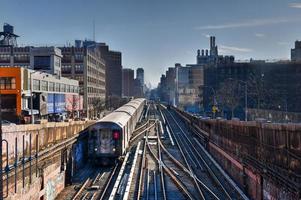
88, 98, 146, 165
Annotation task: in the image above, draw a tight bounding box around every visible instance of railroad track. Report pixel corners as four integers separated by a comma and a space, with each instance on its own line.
69, 164, 119, 200
163, 108, 249, 200
145, 131, 195, 200
138, 104, 195, 200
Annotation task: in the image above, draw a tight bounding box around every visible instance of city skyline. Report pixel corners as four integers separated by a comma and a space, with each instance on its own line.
1, 0, 301, 86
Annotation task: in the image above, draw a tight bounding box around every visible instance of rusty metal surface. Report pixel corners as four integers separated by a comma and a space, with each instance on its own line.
173, 107, 301, 198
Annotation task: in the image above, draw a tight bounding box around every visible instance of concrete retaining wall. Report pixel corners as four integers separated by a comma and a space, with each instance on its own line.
2, 120, 94, 200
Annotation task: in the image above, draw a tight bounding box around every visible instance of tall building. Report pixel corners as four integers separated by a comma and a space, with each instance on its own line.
136, 68, 144, 86
133, 78, 143, 97
65, 40, 123, 110
291, 41, 301, 62
158, 67, 176, 105
60, 46, 106, 118
122, 68, 134, 97
98, 43, 122, 98
174, 64, 203, 112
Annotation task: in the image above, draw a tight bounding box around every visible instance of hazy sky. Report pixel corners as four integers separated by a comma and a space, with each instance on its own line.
1, 0, 301, 86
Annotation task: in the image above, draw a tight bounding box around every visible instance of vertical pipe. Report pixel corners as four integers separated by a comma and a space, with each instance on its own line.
29, 133, 32, 184
0, 91, 3, 199
22, 135, 25, 188
14, 137, 18, 193
36, 134, 38, 177
2, 139, 9, 198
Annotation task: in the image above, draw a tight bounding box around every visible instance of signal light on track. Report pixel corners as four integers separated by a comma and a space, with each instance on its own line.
112, 131, 120, 140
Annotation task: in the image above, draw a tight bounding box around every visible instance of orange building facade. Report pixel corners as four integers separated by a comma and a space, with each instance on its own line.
0, 67, 22, 121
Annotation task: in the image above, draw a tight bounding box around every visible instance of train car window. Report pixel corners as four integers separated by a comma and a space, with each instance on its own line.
101, 129, 110, 140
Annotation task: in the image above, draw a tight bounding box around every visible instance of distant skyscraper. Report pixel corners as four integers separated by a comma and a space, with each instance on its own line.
136, 68, 144, 86
97, 43, 122, 98
122, 68, 134, 97
291, 40, 301, 62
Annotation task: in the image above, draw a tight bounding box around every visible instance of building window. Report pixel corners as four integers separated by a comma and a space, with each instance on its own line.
55, 83, 60, 92
49, 82, 55, 91
34, 56, 51, 70
33, 79, 40, 90
0, 54, 10, 63
66, 84, 70, 92
60, 83, 66, 92
75, 64, 84, 74
62, 54, 71, 62
14, 54, 29, 63
0, 77, 16, 89
62, 65, 72, 73
41, 81, 48, 91
75, 53, 83, 62
70, 85, 74, 93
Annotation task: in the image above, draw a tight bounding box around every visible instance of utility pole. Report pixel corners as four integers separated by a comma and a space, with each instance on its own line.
244, 83, 248, 122
30, 72, 34, 124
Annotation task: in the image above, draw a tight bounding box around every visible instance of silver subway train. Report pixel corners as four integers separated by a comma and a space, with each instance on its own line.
88, 98, 146, 165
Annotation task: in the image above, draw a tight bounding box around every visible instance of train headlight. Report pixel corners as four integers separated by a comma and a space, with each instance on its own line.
94, 148, 98, 151
113, 148, 116, 152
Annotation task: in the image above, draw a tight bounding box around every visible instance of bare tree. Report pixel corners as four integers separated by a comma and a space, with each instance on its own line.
91, 98, 105, 118
247, 73, 266, 110
216, 79, 241, 118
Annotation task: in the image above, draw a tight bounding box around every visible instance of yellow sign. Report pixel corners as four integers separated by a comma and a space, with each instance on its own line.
212, 106, 218, 113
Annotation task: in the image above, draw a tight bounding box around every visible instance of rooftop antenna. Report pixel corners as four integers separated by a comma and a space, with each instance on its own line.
93, 19, 95, 42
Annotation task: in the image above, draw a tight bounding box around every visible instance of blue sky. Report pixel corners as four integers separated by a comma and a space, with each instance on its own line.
1, 0, 301, 86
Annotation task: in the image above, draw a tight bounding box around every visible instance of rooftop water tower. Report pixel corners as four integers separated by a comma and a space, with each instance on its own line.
0, 23, 19, 47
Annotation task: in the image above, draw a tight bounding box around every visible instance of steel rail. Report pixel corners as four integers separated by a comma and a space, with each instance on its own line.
167, 109, 233, 200
157, 124, 167, 200
145, 137, 195, 200
130, 121, 156, 144
137, 139, 147, 200
157, 136, 220, 199
162, 110, 206, 200
153, 171, 158, 200
72, 178, 90, 200
99, 164, 119, 200
123, 141, 141, 200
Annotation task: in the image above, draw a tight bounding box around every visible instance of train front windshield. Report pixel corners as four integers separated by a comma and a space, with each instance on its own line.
98, 129, 112, 154
97, 129, 120, 155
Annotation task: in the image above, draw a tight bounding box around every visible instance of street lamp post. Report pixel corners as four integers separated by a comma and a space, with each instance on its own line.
278, 98, 288, 123
243, 82, 248, 122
